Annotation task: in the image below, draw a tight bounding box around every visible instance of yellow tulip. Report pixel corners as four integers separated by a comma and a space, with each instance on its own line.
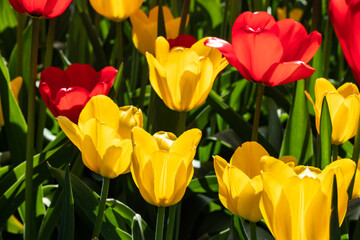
131, 127, 202, 206
352, 163, 360, 199
213, 142, 296, 222
146, 36, 228, 112
130, 6, 187, 55
305, 78, 360, 145
0, 77, 22, 127
260, 156, 355, 240
57, 95, 143, 179
276, 6, 304, 22
89, 0, 143, 22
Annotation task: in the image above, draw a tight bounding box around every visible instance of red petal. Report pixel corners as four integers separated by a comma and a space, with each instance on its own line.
8, 0, 26, 14
232, 11, 276, 34
19, 0, 47, 16
168, 34, 198, 49
40, 67, 69, 99
38, 82, 59, 117
277, 19, 322, 63
43, 0, 72, 18
55, 87, 90, 123
204, 37, 251, 80
65, 64, 99, 91
262, 61, 316, 86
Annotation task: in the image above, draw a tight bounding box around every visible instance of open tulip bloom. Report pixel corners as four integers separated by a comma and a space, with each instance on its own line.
305, 78, 360, 145
89, 0, 143, 22
146, 36, 228, 112
57, 95, 143, 179
40, 63, 117, 123
204, 11, 322, 86
131, 127, 202, 207
260, 156, 355, 240
9, 0, 72, 18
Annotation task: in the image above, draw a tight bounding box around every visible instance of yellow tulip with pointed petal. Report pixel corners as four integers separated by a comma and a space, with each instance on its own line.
57, 95, 143, 179
130, 6, 187, 55
213, 142, 296, 222
305, 78, 360, 145
0, 77, 22, 127
260, 156, 355, 240
276, 6, 304, 22
131, 127, 202, 206
146, 36, 228, 112
89, 0, 143, 22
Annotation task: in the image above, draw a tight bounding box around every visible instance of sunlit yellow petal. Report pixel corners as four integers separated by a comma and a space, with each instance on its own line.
118, 106, 143, 139
132, 127, 159, 155
57, 116, 83, 150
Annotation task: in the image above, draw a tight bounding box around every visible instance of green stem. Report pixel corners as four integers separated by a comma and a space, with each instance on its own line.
250, 221, 257, 240
155, 207, 166, 240
179, 0, 190, 35
348, 117, 360, 198
36, 18, 56, 153
220, 0, 230, 39
174, 203, 181, 240
175, 112, 187, 136
251, 84, 265, 141
170, 0, 179, 16
157, 0, 166, 38
310, 0, 321, 32
165, 204, 177, 240
332, 144, 338, 162
116, 22, 123, 65
92, 177, 110, 239
139, 62, 148, 109
25, 18, 41, 240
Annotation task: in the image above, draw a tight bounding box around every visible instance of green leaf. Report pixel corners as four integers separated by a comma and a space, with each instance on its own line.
330, 175, 340, 240
280, 80, 313, 165
132, 214, 145, 240
58, 167, 74, 240
231, 215, 248, 240
207, 90, 278, 156
48, 166, 132, 240
0, 52, 27, 164
320, 97, 332, 169
0, 0, 17, 33
208, 228, 230, 240
196, 0, 223, 28
187, 176, 218, 194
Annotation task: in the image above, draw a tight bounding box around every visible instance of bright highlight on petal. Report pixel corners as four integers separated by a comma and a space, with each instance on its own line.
131, 127, 202, 206
146, 36, 228, 112
305, 78, 360, 144
57, 95, 143, 179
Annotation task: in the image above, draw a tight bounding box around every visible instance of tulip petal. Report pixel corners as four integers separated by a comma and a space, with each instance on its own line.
57, 116, 82, 150
314, 78, 337, 107
65, 64, 99, 91
337, 82, 360, 97
9, 0, 26, 14
40, 67, 70, 99
170, 129, 202, 159
131, 127, 159, 155
117, 106, 143, 140
204, 37, 251, 80
102, 139, 132, 178
155, 37, 170, 65
262, 61, 315, 86
230, 141, 269, 178
89, 66, 117, 96
78, 95, 120, 131
43, 0, 72, 18
261, 156, 297, 179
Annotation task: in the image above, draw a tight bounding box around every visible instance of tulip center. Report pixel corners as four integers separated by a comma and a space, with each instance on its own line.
298, 167, 317, 179
243, 26, 264, 33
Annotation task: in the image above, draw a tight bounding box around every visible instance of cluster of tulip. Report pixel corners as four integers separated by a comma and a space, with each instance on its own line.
2, 0, 360, 239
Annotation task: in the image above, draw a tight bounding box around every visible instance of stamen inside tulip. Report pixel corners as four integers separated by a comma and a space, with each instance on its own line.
298, 167, 317, 179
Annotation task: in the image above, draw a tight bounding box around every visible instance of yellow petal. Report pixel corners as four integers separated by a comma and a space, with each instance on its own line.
9, 77, 22, 101
118, 106, 143, 140
153, 131, 177, 152
131, 127, 159, 155
155, 36, 170, 65
57, 116, 83, 150
230, 142, 269, 179
89, 0, 143, 22
337, 82, 359, 97
170, 129, 202, 156
276, 6, 286, 20
314, 78, 337, 108
78, 95, 120, 131
289, 8, 304, 22
278, 155, 297, 166
261, 156, 297, 179
352, 164, 360, 199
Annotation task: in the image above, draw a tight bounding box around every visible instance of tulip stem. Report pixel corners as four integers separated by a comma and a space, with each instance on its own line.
92, 177, 110, 239
25, 17, 41, 240
157, 0, 166, 38
332, 144, 338, 162
251, 84, 265, 141
348, 116, 360, 198
250, 222, 257, 240
175, 112, 187, 136
155, 207, 166, 240
36, 18, 56, 153
179, 0, 190, 35
16, 13, 25, 78
116, 22, 123, 65
166, 204, 177, 240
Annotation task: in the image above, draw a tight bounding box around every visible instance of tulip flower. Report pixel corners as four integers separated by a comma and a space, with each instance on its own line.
39, 63, 117, 123
131, 127, 202, 206
204, 11, 321, 86
89, 0, 143, 22
0, 77, 22, 127
276, 7, 304, 22
329, 0, 360, 84
213, 141, 296, 222
168, 34, 197, 49
9, 0, 72, 18
130, 6, 188, 55
57, 95, 143, 179
305, 78, 360, 145
260, 156, 355, 240
352, 163, 360, 199
146, 37, 228, 112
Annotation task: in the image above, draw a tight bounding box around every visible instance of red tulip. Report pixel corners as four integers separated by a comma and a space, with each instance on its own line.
9, 0, 72, 18
329, 0, 360, 84
204, 11, 322, 86
168, 34, 197, 49
39, 64, 117, 123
